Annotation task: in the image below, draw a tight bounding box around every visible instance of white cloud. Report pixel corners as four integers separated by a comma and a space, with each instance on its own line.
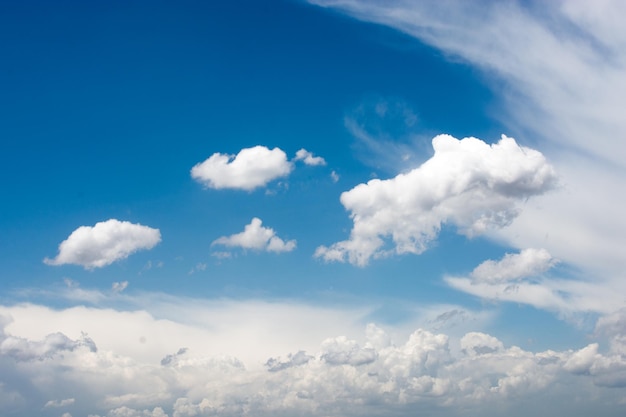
470, 248, 556, 284
330, 170, 339, 182
308, 0, 626, 327
190, 146, 292, 191
2, 302, 625, 416
44, 398, 75, 408
316, 135, 556, 266
294, 149, 326, 166
44, 219, 161, 269
212, 218, 296, 253
445, 249, 625, 315
112, 281, 129, 294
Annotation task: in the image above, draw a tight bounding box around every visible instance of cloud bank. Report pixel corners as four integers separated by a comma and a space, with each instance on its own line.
308, 0, 626, 319
44, 219, 161, 269
316, 135, 556, 266
212, 218, 296, 253
1, 301, 626, 417
191, 146, 292, 191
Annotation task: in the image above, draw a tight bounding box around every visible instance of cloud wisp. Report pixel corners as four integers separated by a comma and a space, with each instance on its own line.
191, 146, 293, 191
44, 219, 161, 269
316, 134, 556, 266
212, 217, 296, 254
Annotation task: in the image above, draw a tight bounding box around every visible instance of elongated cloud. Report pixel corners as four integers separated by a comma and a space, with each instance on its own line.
44, 219, 161, 269
316, 135, 556, 266
445, 248, 625, 314
191, 146, 292, 190
212, 218, 296, 253
470, 248, 556, 284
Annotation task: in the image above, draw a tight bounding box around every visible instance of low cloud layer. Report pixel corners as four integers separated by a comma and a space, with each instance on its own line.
212, 218, 296, 253
1, 302, 625, 417
191, 146, 292, 191
44, 219, 161, 269
316, 135, 556, 266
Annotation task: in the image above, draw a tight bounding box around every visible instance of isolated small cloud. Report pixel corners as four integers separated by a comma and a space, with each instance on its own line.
316, 135, 557, 266
112, 281, 129, 294
471, 248, 556, 284
191, 146, 293, 190
294, 148, 326, 166
331, 170, 339, 182
44, 398, 75, 408
44, 219, 161, 270
212, 218, 296, 253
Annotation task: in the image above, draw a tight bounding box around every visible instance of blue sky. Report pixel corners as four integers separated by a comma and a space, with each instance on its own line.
2, 1, 626, 416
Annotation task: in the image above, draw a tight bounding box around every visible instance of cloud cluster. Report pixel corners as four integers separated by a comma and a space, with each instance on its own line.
1, 306, 625, 417
44, 219, 161, 269
212, 218, 296, 253
308, 0, 626, 320
191, 146, 293, 191
316, 135, 556, 266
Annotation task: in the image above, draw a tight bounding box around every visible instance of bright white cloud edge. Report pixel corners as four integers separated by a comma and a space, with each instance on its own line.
44, 219, 161, 269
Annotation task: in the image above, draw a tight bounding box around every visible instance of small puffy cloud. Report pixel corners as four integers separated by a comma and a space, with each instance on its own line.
112, 281, 129, 294
315, 135, 557, 266
191, 146, 293, 191
212, 218, 296, 253
44, 398, 75, 408
330, 170, 339, 182
470, 248, 556, 284
294, 149, 326, 166
44, 219, 161, 269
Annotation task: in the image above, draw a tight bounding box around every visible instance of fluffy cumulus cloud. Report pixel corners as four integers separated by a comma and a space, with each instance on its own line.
44, 219, 161, 269
316, 135, 556, 266
190, 146, 292, 191
212, 218, 296, 253
1, 306, 626, 417
294, 149, 326, 166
